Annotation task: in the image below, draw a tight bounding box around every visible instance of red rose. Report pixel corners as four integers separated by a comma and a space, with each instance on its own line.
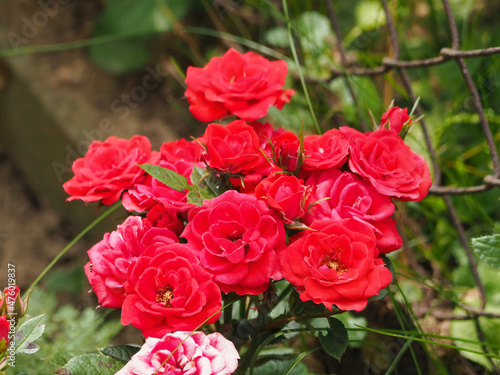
380, 106, 410, 134
160, 138, 204, 163
303, 128, 349, 171
85, 216, 179, 309
227, 122, 286, 193
121, 243, 222, 338
346, 128, 432, 201
182, 190, 286, 295
305, 169, 401, 253
116, 331, 239, 375
185, 48, 295, 122
273, 131, 300, 173
255, 173, 312, 224
280, 219, 392, 311
63, 135, 155, 205
201, 120, 264, 174
145, 204, 184, 237
250, 122, 283, 153
122, 160, 199, 213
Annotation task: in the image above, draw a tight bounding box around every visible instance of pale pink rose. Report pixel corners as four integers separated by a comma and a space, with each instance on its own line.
116, 331, 239, 375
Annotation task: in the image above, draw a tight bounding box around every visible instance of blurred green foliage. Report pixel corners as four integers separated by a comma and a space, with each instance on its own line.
6, 287, 122, 374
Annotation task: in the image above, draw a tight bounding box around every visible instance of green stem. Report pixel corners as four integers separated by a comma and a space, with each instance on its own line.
282, 0, 321, 135
22, 202, 122, 299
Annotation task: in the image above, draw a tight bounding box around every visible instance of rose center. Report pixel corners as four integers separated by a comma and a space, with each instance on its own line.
322, 255, 349, 274
156, 287, 174, 308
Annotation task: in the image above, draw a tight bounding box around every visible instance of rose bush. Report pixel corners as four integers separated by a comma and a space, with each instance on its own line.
58, 47, 433, 375
185, 48, 294, 122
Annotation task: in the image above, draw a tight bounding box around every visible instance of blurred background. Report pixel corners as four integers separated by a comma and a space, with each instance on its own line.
1, 0, 500, 373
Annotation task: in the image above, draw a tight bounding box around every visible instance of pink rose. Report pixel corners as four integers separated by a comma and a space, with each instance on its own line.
63, 135, 155, 205
280, 219, 392, 311
85, 216, 179, 309
380, 106, 410, 134
255, 173, 312, 224
185, 48, 294, 122
116, 331, 239, 375
302, 128, 349, 171
346, 128, 432, 201
182, 190, 286, 295
201, 120, 264, 175
305, 169, 402, 253
122, 243, 222, 338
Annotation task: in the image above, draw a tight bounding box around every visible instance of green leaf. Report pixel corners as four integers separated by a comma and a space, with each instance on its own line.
186, 190, 204, 206
15, 314, 45, 355
59, 354, 124, 375
139, 164, 191, 192
283, 347, 321, 375
187, 167, 225, 205
318, 317, 348, 361
472, 233, 500, 269
264, 27, 289, 48
450, 316, 500, 370
296, 11, 332, 52
98, 345, 141, 363
189, 166, 205, 186
192, 167, 227, 196
285, 222, 314, 231
355, 0, 386, 31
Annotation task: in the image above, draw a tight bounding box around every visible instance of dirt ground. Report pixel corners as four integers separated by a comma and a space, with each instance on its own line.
0, 143, 87, 289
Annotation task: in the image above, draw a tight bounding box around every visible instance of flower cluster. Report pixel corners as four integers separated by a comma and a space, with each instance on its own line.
63, 48, 431, 374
